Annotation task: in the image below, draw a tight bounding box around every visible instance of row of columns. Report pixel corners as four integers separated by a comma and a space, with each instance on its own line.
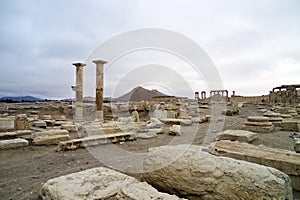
72, 60, 107, 122
194, 91, 207, 100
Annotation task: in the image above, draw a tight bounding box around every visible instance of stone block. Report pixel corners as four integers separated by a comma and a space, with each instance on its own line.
161, 118, 192, 126
281, 120, 300, 131
247, 116, 270, 122
40, 167, 182, 200
216, 130, 257, 142
210, 140, 300, 190
61, 124, 78, 132
0, 117, 14, 131
0, 130, 32, 140
32, 120, 47, 128
0, 138, 28, 150
32, 130, 70, 145
56, 132, 136, 151
14, 114, 30, 130
169, 125, 181, 136
242, 125, 274, 133
142, 145, 292, 199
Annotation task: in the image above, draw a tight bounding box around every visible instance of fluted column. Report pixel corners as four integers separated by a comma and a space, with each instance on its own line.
72, 62, 86, 122
93, 59, 107, 122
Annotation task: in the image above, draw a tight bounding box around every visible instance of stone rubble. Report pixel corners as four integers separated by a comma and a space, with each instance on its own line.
210, 140, 300, 190
142, 145, 293, 200
40, 167, 183, 200
242, 116, 274, 133
216, 129, 257, 142
0, 138, 29, 150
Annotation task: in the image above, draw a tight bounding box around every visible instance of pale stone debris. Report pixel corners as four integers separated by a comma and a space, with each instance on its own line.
281, 120, 300, 131
32, 130, 70, 145
0, 117, 15, 131
242, 116, 274, 133
210, 140, 300, 190
40, 167, 182, 200
14, 114, 30, 130
0, 138, 29, 150
60, 124, 77, 132
142, 145, 292, 200
216, 129, 257, 143
56, 132, 136, 151
0, 130, 32, 140
32, 120, 47, 128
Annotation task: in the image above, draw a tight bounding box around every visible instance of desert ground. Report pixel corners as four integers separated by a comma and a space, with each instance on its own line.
0, 102, 299, 199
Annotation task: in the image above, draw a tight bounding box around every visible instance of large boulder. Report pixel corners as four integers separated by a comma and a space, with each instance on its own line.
40, 167, 182, 200
142, 145, 293, 200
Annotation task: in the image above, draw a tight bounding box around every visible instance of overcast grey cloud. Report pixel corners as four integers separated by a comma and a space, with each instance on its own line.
0, 0, 299, 99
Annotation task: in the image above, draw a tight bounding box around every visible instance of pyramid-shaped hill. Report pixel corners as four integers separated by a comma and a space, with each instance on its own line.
114, 86, 167, 102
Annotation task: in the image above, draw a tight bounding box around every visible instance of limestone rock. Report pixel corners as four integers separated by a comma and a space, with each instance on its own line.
40, 167, 182, 200
116, 182, 183, 200
32, 130, 70, 145
169, 125, 181, 136
247, 116, 270, 122
210, 140, 300, 190
0, 130, 32, 140
242, 116, 274, 133
14, 114, 30, 130
0, 117, 15, 131
0, 138, 29, 150
281, 120, 300, 131
146, 117, 163, 128
61, 124, 78, 132
136, 132, 157, 139
216, 129, 257, 142
32, 120, 47, 128
40, 167, 138, 199
142, 145, 293, 200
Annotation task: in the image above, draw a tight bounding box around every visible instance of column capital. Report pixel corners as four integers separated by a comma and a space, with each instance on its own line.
72, 62, 86, 67
93, 59, 107, 65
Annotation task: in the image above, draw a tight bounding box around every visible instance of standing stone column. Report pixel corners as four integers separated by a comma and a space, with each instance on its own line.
72, 62, 86, 122
93, 59, 107, 122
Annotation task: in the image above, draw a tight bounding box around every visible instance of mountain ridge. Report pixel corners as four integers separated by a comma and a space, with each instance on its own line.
114, 86, 167, 102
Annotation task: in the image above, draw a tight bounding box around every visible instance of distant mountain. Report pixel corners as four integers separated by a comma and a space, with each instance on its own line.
114, 86, 167, 102
0, 96, 43, 102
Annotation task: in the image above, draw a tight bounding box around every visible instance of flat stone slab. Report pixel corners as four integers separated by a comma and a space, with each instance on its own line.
136, 132, 157, 139
56, 132, 136, 151
0, 117, 14, 131
142, 145, 292, 199
0, 130, 32, 140
247, 116, 270, 122
32, 130, 70, 145
40, 167, 182, 200
210, 140, 300, 190
244, 121, 273, 126
263, 111, 282, 118
281, 120, 300, 131
0, 138, 29, 150
242, 125, 274, 133
160, 118, 192, 126
216, 130, 257, 143
61, 124, 77, 132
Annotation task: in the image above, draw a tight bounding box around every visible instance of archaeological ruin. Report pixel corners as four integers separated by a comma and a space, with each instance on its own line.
0, 60, 300, 199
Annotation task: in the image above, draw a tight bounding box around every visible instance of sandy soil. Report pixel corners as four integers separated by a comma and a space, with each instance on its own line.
0, 103, 299, 199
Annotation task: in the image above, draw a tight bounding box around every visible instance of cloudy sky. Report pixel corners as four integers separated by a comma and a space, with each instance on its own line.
0, 0, 299, 99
